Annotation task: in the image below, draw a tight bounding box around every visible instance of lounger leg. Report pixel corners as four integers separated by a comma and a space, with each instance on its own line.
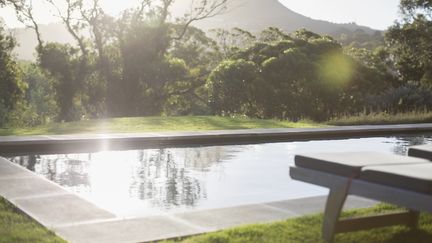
322, 185, 349, 242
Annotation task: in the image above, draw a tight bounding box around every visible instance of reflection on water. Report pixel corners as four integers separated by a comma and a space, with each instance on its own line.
7, 134, 432, 217
391, 135, 430, 155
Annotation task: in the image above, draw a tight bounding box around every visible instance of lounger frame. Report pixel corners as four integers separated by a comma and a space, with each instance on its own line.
290, 166, 432, 242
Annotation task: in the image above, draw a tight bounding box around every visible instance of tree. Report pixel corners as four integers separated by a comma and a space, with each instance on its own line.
11, 0, 230, 120
344, 47, 397, 90
20, 62, 58, 125
105, 0, 228, 116
386, 0, 432, 84
259, 27, 292, 43
14, 0, 94, 121
336, 29, 384, 50
210, 28, 256, 58
167, 25, 220, 115
0, 25, 27, 126
400, 0, 432, 19
208, 29, 391, 121
38, 43, 85, 121
208, 59, 262, 116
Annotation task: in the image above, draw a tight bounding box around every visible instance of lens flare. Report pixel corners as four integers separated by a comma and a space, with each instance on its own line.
319, 52, 354, 89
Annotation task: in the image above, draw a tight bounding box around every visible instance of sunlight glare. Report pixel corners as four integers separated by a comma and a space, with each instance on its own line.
319, 52, 354, 89
87, 151, 137, 215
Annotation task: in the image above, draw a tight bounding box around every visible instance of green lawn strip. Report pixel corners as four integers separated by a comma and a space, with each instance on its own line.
2, 112, 432, 137
0, 197, 65, 243
0, 116, 321, 136
165, 204, 432, 243
328, 111, 432, 126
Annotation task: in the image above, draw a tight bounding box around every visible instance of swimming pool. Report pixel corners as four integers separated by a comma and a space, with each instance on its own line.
6, 134, 432, 217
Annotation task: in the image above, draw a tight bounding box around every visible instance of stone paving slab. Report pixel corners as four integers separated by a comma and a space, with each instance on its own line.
0, 158, 115, 228
53, 196, 377, 243
0, 157, 34, 178
265, 195, 377, 216
13, 194, 115, 227
0, 158, 67, 200
0, 177, 66, 200
174, 203, 298, 231
54, 215, 204, 243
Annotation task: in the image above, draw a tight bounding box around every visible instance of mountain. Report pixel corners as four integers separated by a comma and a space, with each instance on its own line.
193, 0, 377, 35
10, 0, 379, 60
11, 23, 74, 60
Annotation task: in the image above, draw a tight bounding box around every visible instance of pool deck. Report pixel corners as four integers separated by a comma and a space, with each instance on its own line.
1, 123, 432, 156
1, 124, 431, 242
0, 157, 376, 243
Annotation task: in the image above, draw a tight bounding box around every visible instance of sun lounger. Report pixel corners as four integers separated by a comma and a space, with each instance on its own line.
290, 152, 432, 242
408, 144, 432, 160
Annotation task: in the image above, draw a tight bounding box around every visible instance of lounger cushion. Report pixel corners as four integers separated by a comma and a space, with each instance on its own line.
360, 163, 432, 194
408, 144, 432, 160
295, 152, 428, 177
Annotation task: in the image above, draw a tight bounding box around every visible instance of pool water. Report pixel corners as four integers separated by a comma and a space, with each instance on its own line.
6, 135, 432, 217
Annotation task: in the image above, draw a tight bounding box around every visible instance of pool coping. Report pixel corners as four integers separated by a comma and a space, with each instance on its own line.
1, 123, 432, 155
0, 156, 377, 243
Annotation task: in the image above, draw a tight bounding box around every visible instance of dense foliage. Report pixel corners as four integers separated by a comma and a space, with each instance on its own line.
1, 0, 432, 126
386, 0, 432, 85
208, 29, 394, 120
0, 25, 27, 126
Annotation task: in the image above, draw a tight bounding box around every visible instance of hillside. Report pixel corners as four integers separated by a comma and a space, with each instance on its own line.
194, 0, 377, 35
10, 0, 379, 60
11, 23, 74, 60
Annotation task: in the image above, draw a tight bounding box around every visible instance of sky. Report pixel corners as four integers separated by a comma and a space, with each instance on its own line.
0, 0, 401, 30
280, 0, 400, 30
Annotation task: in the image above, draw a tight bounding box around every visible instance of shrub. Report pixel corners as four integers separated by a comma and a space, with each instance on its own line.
366, 83, 432, 113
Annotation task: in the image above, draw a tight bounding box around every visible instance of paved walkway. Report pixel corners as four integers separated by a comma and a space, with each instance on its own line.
0, 157, 376, 243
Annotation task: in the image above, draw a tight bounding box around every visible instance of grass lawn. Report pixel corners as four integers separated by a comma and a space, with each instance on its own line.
2, 112, 432, 136
328, 111, 432, 126
166, 204, 432, 243
0, 197, 65, 243
0, 116, 321, 136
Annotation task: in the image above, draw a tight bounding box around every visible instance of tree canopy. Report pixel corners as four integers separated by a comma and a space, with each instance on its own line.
386, 0, 432, 84
0, 25, 27, 125
207, 28, 395, 121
